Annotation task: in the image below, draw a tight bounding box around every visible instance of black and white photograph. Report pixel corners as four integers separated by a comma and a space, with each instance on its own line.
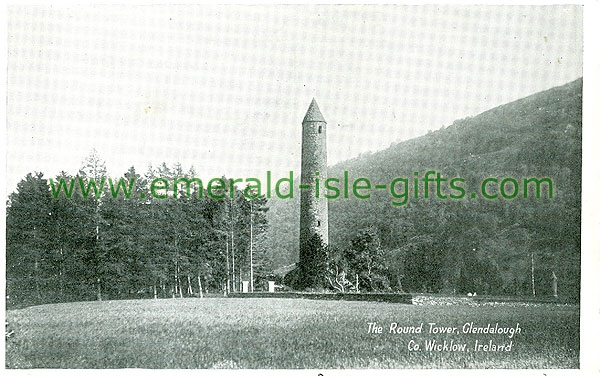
3, 2, 599, 372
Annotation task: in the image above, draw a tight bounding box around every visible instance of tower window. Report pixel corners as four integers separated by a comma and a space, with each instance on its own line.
317, 220, 321, 227
318, 126, 322, 134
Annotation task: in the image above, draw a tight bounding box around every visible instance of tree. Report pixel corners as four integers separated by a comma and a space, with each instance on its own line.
245, 189, 269, 291
345, 227, 389, 291
287, 233, 328, 290
99, 166, 152, 298
79, 149, 108, 300
6, 173, 53, 305
47, 170, 90, 300
325, 245, 355, 293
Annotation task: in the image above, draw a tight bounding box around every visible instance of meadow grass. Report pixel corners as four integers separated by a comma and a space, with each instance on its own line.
5, 297, 579, 369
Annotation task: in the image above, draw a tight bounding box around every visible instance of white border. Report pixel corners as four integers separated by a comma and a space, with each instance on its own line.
1, 1, 598, 375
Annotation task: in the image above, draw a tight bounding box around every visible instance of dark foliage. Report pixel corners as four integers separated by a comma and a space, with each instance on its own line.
6, 163, 269, 307
267, 78, 582, 297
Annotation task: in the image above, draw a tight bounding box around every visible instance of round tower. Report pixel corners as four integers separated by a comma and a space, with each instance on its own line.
299, 98, 329, 267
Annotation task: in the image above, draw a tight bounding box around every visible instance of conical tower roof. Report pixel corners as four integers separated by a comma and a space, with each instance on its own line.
303, 98, 326, 123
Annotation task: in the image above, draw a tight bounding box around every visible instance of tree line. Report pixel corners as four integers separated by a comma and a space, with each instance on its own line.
6, 150, 269, 307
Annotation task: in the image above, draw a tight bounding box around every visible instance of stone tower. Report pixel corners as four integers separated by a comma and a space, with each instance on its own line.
299, 98, 329, 267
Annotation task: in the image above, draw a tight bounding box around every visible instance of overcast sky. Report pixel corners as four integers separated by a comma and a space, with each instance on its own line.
6, 5, 583, 194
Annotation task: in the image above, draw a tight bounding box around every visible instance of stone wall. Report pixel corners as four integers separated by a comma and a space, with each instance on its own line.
228, 292, 413, 304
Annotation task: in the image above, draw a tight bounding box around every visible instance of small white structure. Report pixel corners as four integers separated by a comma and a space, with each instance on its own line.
242, 281, 249, 293
268, 280, 276, 293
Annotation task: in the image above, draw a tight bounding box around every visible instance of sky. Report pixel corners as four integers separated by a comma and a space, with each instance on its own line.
6, 5, 583, 194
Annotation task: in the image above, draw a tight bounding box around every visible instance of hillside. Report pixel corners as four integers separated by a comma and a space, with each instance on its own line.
265, 78, 582, 296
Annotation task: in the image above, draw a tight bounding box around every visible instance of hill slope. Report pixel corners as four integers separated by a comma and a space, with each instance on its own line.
265, 78, 582, 296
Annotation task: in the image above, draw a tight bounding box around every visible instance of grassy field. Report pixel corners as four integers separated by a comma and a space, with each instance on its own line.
5, 297, 579, 369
